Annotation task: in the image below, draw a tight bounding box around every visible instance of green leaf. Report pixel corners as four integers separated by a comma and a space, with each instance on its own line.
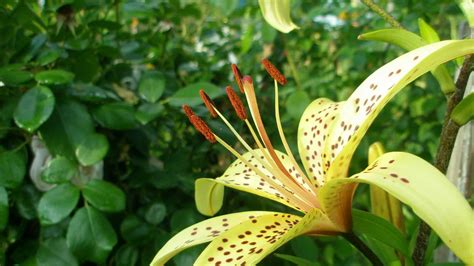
15, 184, 41, 220
82, 180, 125, 213
241, 23, 254, 54
120, 215, 155, 244
14, 85, 55, 132
145, 203, 167, 225
0, 187, 8, 230
115, 245, 139, 266
36, 238, 78, 266
35, 70, 74, 85
39, 100, 95, 160
352, 209, 409, 257
0, 149, 26, 189
290, 236, 319, 261
286, 90, 310, 119
0, 69, 33, 86
274, 253, 315, 266
418, 19, 441, 43
67, 206, 117, 264
169, 82, 224, 107
41, 157, 77, 184
69, 84, 119, 103
38, 183, 80, 225
451, 93, 474, 125
135, 103, 164, 125
93, 102, 139, 130
138, 72, 166, 103
36, 49, 62, 66
76, 133, 109, 166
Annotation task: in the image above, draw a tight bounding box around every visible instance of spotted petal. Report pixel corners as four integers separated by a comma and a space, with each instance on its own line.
195, 209, 336, 265
150, 211, 271, 266
324, 40, 474, 180
320, 152, 473, 263
298, 98, 343, 187
207, 149, 313, 212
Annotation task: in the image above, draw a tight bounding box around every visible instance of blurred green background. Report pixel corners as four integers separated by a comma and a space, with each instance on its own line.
0, 0, 468, 265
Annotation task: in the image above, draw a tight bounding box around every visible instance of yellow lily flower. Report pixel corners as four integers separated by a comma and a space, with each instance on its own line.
151, 40, 474, 266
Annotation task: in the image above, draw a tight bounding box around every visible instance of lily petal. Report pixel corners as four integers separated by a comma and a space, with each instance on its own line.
298, 98, 343, 187
207, 149, 312, 212
321, 152, 473, 263
258, 0, 299, 33
325, 40, 474, 180
195, 209, 334, 265
150, 211, 271, 266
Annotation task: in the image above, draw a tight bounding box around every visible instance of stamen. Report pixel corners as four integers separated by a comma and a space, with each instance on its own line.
183, 106, 216, 143
231, 64, 244, 93
182, 104, 195, 118
199, 89, 218, 118
262, 58, 287, 85
242, 76, 315, 201
226, 86, 247, 120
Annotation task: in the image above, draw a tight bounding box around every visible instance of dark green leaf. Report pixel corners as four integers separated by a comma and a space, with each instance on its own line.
0, 69, 33, 86
286, 90, 311, 119
93, 102, 139, 130
115, 245, 139, 266
41, 157, 77, 184
82, 180, 125, 213
145, 203, 167, 225
36, 238, 78, 266
352, 209, 409, 256
135, 103, 164, 125
36, 49, 62, 66
35, 70, 74, 85
0, 149, 26, 188
14, 85, 55, 132
169, 82, 224, 107
274, 253, 316, 266
0, 187, 8, 230
76, 133, 109, 166
66, 206, 117, 264
38, 183, 80, 225
15, 184, 41, 220
120, 215, 155, 244
290, 236, 319, 261
69, 83, 119, 103
139, 72, 166, 103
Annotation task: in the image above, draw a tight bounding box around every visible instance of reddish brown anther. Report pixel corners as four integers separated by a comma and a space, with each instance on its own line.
261, 58, 287, 85
182, 104, 195, 118
231, 64, 244, 93
199, 89, 217, 118
189, 115, 216, 143
226, 86, 247, 120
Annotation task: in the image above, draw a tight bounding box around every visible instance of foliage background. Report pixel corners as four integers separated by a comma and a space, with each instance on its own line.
0, 0, 468, 265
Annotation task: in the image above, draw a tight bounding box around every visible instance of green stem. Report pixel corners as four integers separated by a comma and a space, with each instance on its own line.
412, 55, 473, 266
343, 232, 383, 266
360, 0, 404, 29
285, 49, 301, 89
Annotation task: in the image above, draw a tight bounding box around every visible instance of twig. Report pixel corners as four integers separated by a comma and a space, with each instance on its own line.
360, 0, 404, 29
343, 232, 383, 266
412, 56, 473, 266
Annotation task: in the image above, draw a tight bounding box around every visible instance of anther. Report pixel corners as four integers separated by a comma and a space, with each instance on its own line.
182, 104, 195, 119
199, 89, 217, 118
190, 114, 216, 143
226, 86, 247, 120
232, 64, 244, 93
261, 58, 287, 85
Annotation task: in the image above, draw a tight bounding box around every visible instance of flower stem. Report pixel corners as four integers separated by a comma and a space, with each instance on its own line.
343, 232, 383, 266
360, 0, 403, 29
412, 55, 473, 266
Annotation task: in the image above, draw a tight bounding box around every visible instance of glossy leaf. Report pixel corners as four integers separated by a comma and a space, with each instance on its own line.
82, 180, 125, 213
138, 72, 165, 103
0, 187, 8, 230
75, 133, 109, 166
274, 253, 314, 266
36, 238, 78, 266
0, 149, 26, 189
41, 157, 76, 184
0, 69, 33, 86
38, 183, 80, 225
352, 209, 409, 257
93, 102, 139, 130
145, 203, 167, 225
35, 70, 74, 85
258, 0, 299, 33
135, 102, 164, 125
169, 82, 224, 107
14, 85, 55, 132
195, 178, 224, 216
66, 206, 117, 264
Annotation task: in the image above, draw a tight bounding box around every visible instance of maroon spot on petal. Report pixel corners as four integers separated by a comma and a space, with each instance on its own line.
388, 160, 395, 164
390, 173, 398, 178
217, 247, 223, 251
208, 257, 214, 262
401, 178, 410, 183
222, 238, 228, 243
224, 251, 231, 255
